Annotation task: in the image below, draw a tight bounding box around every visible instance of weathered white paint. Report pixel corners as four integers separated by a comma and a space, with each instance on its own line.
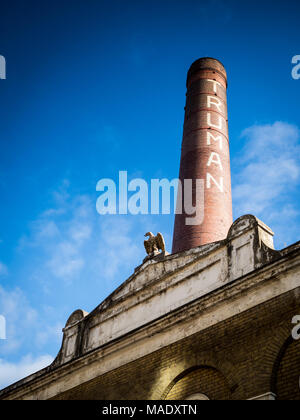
206, 172, 224, 192
207, 95, 222, 112
207, 112, 223, 130
207, 79, 222, 93
207, 131, 223, 150
207, 152, 223, 171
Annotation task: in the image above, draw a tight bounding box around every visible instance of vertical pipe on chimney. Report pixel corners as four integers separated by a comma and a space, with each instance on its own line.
172, 57, 233, 254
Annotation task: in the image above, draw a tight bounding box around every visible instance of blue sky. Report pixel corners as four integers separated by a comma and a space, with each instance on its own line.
0, 0, 300, 388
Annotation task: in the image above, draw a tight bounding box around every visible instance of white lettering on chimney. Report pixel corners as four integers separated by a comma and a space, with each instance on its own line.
207, 95, 222, 112
207, 112, 223, 130
207, 79, 222, 93
206, 173, 224, 193
207, 152, 223, 171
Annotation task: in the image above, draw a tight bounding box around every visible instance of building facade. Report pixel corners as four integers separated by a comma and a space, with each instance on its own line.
0, 215, 299, 400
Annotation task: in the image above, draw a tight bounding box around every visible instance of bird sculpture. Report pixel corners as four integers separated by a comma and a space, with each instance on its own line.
144, 232, 166, 257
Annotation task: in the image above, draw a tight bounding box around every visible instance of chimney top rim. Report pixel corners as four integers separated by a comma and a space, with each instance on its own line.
187, 57, 227, 85
189, 56, 226, 68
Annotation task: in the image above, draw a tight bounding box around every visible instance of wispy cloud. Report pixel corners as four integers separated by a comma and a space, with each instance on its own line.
96, 216, 144, 282
0, 285, 61, 356
232, 121, 300, 247
0, 354, 54, 390
0, 262, 8, 277
19, 180, 151, 289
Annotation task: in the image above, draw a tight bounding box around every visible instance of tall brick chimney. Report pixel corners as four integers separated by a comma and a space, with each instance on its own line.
172, 57, 233, 254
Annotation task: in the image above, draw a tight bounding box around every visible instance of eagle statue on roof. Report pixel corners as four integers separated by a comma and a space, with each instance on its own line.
144, 232, 166, 257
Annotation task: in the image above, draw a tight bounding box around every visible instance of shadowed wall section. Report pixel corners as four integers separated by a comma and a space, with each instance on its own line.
163, 366, 231, 400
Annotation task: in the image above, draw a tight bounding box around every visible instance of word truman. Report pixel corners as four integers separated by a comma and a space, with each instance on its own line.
202, 78, 227, 194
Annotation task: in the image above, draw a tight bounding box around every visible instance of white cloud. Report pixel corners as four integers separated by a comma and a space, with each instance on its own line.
35, 323, 62, 348
0, 262, 8, 277
0, 285, 62, 355
19, 193, 94, 283
0, 354, 54, 390
19, 182, 149, 288
95, 216, 145, 282
232, 121, 300, 247
0, 286, 37, 354
47, 241, 85, 280
0, 283, 62, 391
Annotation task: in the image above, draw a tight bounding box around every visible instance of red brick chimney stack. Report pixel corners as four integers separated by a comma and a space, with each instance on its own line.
172, 57, 233, 254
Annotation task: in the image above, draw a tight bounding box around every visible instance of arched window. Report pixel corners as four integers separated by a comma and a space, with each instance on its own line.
163, 366, 231, 400
272, 336, 300, 400
185, 393, 210, 400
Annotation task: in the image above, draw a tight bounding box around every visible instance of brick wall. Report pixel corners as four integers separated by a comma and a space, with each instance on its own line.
275, 338, 300, 400
164, 367, 231, 400
53, 287, 300, 400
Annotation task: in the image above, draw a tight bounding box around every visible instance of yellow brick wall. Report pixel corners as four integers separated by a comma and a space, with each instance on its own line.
53, 288, 300, 400
276, 338, 300, 400
165, 367, 231, 400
